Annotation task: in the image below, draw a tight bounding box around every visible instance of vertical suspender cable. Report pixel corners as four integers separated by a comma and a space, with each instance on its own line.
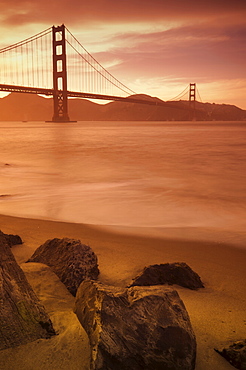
36, 37, 39, 88
41, 35, 43, 87
21, 44, 23, 85
27, 43, 29, 86
31, 40, 34, 86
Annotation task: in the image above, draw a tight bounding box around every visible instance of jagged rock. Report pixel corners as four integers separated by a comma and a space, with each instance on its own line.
130, 262, 204, 290
74, 280, 196, 370
0, 230, 23, 247
0, 237, 55, 350
215, 340, 246, 370
27, 238, 99, 296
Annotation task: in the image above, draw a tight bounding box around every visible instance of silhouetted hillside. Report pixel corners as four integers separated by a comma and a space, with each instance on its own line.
0, 93, 245, 121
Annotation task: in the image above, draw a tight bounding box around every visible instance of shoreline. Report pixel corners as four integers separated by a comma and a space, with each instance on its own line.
1, 212, 246, 369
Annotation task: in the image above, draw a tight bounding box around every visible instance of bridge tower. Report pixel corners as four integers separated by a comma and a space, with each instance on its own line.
52, 24, 70, 122
189, 83, 196, 121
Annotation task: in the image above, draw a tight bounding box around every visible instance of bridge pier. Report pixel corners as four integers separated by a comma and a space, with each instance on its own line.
52, 24, 71, 122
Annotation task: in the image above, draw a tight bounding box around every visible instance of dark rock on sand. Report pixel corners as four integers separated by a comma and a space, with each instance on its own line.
27, 238, 99, 296
130, 262, 204, 290
0, 237, 55, 350
74, 280, 196, 370
215, 340, 246, 370
0, 230, 23, 247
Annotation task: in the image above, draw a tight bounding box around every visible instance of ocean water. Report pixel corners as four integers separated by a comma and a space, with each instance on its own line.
0, 121, 246, 244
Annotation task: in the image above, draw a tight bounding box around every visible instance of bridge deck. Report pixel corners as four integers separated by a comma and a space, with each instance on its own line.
0, 84, 191, 111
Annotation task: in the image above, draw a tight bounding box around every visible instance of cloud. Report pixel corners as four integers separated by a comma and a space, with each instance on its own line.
0, 0, 245, 27
80, 20, 245, 108
93, 23, 246, 80
198, 78, 246, 108
0, 0, 245, 108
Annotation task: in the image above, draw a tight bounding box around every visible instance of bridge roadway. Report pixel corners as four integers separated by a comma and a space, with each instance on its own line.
0, 83, 191, 111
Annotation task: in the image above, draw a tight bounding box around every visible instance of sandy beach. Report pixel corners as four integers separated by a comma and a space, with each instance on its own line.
0, 213, 245, 369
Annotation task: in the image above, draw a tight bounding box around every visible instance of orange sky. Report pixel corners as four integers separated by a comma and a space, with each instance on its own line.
0, 0, 246, 109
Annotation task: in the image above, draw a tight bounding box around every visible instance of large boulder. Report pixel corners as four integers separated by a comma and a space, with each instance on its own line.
215, 340, 246, 369
74, 280, 196, 370
0, 230, 23, 247
27, 238, 99, 296
0, 237, 55, 350
130, 262, 204, 290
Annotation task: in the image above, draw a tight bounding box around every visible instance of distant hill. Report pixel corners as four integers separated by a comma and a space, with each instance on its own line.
0, 92, 245, 121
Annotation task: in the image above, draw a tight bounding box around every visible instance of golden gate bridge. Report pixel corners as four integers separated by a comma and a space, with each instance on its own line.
0, 24, 202, 122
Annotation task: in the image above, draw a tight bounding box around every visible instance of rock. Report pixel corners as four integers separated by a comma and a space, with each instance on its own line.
130, 262, 204, 290
27, 238, 99, 296
215, 340, 246, 370
0, 237, 55, 350
74, 280, 196, 370
0, 230, 23, 247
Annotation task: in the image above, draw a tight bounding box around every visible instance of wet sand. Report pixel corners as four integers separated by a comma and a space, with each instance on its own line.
0, 213, 245, 369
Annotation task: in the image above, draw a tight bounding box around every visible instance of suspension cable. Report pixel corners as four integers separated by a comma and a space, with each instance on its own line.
196, 87, 203, 103
66, 39, 133, 95
0, 27, 52, 53
65, 26, 136, 95
167, 84, 190, 101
